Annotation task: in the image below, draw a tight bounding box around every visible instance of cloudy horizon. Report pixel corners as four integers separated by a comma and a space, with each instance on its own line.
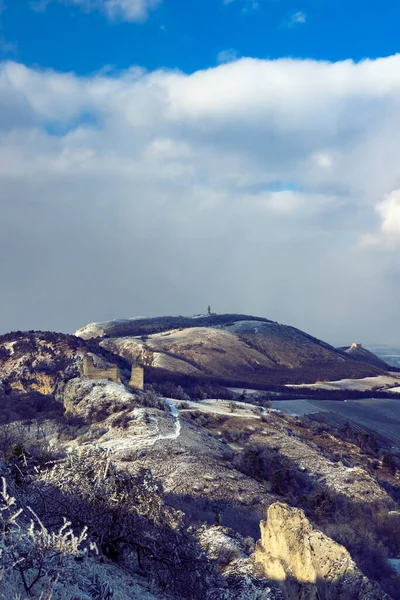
1, 1, 400, 346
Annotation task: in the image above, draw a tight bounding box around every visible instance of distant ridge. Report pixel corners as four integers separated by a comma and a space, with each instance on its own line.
338, 343, 391, 370
76, 314, 386, 387
75, 314, 274, 340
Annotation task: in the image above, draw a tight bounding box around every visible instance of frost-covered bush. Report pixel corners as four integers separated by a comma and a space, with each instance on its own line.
141, 390, 167, 411
35, 448, 221, 599
0, 444, 236, 600
0, 477, 95, 599
0, 473, 174, 600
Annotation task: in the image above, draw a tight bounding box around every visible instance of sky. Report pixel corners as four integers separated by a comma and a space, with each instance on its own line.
1, 0, 400, 345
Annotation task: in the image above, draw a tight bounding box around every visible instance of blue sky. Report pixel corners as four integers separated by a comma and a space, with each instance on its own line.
1, 0, 400, 74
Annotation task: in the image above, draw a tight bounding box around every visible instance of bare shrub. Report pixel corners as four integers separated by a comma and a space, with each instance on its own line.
79, 426, 108, 442
36, 448, 221, 599
182, 410, 228, 429
177, 401, 191, 409
110, 411, 134, 429
234, 444, 311, 496
216, 545, 241, 569
141, 391, 166, 411
382, 452, 397, 475
0, 477, 93, 598
0, 423, 61, 471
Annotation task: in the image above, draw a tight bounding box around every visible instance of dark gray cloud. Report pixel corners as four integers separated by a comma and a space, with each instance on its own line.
1, 57, 400, 345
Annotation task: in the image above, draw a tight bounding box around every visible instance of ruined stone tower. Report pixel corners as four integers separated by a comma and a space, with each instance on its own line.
82, 354, 121, 383
129, 363, 144, 390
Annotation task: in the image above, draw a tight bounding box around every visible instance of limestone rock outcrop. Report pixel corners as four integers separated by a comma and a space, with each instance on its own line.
62, 377, 136, 420
254, 502, 391, 600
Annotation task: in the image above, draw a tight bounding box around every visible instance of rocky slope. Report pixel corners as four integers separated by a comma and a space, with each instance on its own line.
0, 330, 130, 396
76, 315, 385, 387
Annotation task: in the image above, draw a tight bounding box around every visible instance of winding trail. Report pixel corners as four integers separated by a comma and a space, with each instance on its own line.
162, 399, 182, 440
146, 399, 182, 447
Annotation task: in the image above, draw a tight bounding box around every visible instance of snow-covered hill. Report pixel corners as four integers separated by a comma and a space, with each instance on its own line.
76, 314, 386, 387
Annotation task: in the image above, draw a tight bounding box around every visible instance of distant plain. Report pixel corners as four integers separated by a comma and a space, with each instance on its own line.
272, 398, 400, 446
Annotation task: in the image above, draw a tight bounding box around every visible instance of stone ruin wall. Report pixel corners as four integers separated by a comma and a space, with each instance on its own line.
129, 365, 144, 390
82, 355, 121, 383
82, 355, 144, 390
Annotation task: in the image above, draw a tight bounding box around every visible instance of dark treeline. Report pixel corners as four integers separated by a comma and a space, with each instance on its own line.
145, 366, 400, 401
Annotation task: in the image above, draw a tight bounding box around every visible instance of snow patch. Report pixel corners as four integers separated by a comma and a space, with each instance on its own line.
286, 375, 400, 392
2, 341, 16, 355
223, 320, 274, 334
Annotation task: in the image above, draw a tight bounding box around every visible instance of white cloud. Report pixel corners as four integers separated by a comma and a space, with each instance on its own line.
223, 0, 259, 11
362, 190, 400, 247
287, 10, 306, 27
2, 56, 400, 342
103, 0, 161, 21
313, 152, 333, 168
33, 0, 161, 21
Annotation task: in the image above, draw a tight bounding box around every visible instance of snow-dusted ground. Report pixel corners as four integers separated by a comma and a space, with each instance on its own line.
223, 320, 273, 334
164, 396, 392, 506
0, 551, 169, 600
270, 400, 329, 417
63, 379, 139, 419
286, 374, 400, 392
75, 317, 151, 339
146, 327, 214, 342
174, 398, 263, 419
94, 395, 183, 455
251, 424, 392, 505
2, 341, 16, 356
75, 321, 107, 339
156, 399, 181, 441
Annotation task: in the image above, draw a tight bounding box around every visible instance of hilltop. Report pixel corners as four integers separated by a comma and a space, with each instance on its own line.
339, 343, 391, 370
76, 314, 385, 388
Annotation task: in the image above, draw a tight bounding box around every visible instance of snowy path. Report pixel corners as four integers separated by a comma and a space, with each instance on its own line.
161, 399, 182, 440
99, 399, 182, 454
145, 399, 182, 447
